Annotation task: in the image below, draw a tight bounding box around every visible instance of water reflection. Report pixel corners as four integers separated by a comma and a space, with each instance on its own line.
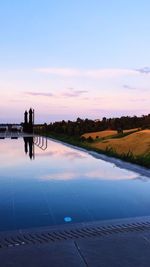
23, 136, 48, 160
24, 137, 35, 160
34, 136, 48, 150
41, 169, 139, 181
0, 137, 148, 182
22, 137, 144, 181
35, 149, 86, 160
0, 137, 150, 231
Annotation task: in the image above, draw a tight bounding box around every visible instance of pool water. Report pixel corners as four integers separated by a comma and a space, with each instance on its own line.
0, 137, 150, 232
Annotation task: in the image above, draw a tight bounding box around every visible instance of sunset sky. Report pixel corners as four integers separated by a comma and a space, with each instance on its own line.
0, 0, 150, 123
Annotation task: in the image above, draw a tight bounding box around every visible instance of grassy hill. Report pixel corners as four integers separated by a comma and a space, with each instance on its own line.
86, 130, 150, 156
82, 129, 138, 140
81, 129, 150, 167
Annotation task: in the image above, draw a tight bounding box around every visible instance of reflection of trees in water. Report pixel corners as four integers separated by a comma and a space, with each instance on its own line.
23, 137, 35, 160
24, 136, 48, 159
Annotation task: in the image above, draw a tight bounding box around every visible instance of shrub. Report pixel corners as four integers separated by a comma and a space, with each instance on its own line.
80, 136, 86, 142
87, 136, 94, 143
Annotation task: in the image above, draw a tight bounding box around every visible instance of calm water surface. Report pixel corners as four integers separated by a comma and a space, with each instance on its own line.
0, 137, 150, 231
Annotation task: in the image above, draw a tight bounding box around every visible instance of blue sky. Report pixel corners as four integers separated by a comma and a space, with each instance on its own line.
0, 0, 150, 122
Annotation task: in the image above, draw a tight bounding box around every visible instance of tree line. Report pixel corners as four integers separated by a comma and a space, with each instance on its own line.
38, 114, 150, 137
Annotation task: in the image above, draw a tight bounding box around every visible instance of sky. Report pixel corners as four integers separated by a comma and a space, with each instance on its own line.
0, 0, 150, 123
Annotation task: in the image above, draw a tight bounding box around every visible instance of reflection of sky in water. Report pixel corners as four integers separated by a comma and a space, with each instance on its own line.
0, 138, 150, 231
0, 138, 139, 180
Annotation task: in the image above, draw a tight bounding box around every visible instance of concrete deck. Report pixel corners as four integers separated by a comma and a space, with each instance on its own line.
1, 217, 150, 266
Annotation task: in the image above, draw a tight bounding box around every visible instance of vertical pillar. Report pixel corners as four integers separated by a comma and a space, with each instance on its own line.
24, 111, 28, 124
29, 108, 33, 125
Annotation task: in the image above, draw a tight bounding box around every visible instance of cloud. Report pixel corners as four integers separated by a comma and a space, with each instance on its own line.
93, 96, 106, 101
35, 68, 80, 77
123, 84, 137, 90
41, 172, 77, 181
123, 84, 149, 92
62, 89, 88, 97
129, 98, 147, 102
25, 92, 54, 97
136, 67, 150, 74
24, 88, 88, 100
40, 168, 137, 181
34, 67, 138, 79
84, 69, 137, 78
36, 150, 86, 160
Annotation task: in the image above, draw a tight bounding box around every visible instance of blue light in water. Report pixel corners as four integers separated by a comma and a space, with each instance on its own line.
64, 217, 72, 222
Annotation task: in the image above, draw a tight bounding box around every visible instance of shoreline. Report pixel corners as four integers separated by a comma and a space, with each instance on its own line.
47, 136, 150, 178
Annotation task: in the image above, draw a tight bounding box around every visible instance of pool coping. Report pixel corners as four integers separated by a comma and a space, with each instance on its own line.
1, 216, 150, 249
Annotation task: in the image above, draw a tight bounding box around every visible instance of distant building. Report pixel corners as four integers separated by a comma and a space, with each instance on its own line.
23, 108, 34, 133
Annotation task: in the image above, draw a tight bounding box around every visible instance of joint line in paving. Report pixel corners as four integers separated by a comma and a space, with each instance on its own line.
74, 241, 89, 267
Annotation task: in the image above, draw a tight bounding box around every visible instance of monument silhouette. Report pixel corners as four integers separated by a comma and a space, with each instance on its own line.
23, 108, 34, 133
23, 137, 35, 159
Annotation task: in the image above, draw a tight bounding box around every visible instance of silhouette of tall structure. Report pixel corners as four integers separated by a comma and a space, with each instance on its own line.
23, 108, 34, 133
24, 110, 28, 124
23, 137, 35, 159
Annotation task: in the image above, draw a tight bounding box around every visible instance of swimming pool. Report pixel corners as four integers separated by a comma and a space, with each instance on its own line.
0, 136, 150, 232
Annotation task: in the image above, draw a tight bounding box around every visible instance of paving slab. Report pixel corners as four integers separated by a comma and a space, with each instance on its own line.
76, 232, 150, 267
1, 232, 150, 267
0, 241, 85, 267
1, 218, 150, 267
